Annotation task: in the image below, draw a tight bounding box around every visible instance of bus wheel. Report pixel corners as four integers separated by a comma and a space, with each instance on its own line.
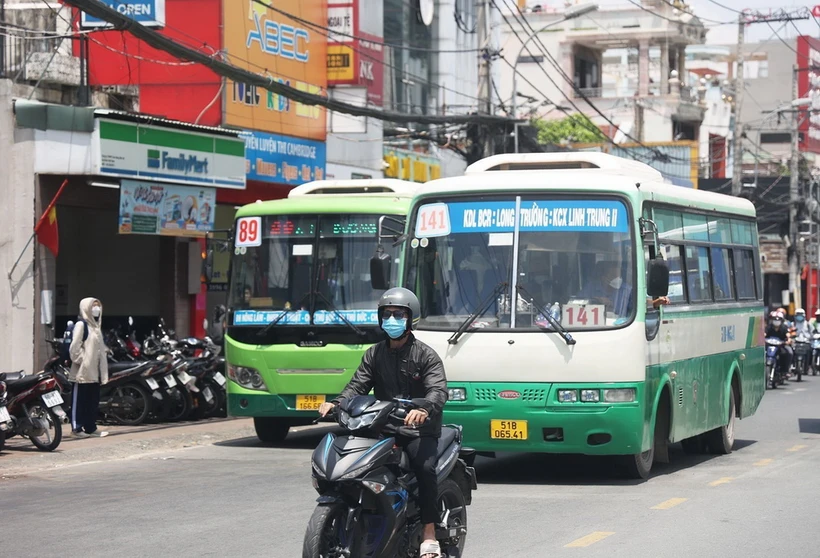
705, 389, 736, 455
620, 445, 654, 480
254, 417, 290, 443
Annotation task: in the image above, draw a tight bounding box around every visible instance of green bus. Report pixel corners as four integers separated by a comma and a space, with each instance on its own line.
223, 179, 419, 442
379, 152, 765, 478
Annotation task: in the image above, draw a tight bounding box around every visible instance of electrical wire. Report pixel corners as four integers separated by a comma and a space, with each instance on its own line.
60, 0, 511, 127
629, 0, 735, 26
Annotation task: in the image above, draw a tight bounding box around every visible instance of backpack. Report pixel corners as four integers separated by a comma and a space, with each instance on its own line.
60, 319, 89, 364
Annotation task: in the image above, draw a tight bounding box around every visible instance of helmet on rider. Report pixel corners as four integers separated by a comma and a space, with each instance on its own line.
795, 308, 806, 323
769, 310, 784, 328
377, 287, 421, 340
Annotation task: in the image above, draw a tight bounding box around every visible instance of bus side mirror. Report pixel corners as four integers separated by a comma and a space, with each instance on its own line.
370, 248, 392, 290
203, 248, 215, 283
647, 259, 670, 298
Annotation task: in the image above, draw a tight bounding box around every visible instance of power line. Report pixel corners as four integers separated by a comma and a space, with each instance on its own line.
630, 0, 735, 26
59, 0, 511, 127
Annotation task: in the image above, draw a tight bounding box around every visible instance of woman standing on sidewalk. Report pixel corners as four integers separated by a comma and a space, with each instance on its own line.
68, 297, 109, 439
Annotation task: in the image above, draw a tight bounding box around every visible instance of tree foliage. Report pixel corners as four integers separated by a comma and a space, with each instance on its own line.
533, 114, 605, 145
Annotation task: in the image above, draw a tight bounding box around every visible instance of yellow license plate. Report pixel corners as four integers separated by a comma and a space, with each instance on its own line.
490, 419, 528, 440
296, 394, 325, 411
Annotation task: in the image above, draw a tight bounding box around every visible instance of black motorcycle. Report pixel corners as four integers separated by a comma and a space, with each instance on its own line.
305, 396, 476, 558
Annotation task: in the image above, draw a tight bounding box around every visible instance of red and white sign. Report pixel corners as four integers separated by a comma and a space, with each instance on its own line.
562, 305, 605, 328
797, 36, 820, 154
235, 217, 262, 247
812, 6, 820, 18
415, 203, 451, 238
326, 0, 384, 106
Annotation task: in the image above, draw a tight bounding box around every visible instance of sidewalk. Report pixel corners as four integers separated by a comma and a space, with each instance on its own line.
0, 417, 257, 479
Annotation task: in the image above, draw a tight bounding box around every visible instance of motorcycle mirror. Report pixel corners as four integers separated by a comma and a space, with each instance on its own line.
203, 318, 209, 331
128, 316, 134, 326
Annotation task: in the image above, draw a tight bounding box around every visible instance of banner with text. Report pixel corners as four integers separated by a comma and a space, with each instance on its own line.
243, 131, 326, 185
118, 179, 216, 237
81, 0, 165, 28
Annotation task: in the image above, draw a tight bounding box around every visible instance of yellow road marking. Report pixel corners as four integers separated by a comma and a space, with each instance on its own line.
651, 498, 688, 510
564, 532, 615, 548
787, 445, 808, 452
754, 459, 773, 467
708, 477, 734, 487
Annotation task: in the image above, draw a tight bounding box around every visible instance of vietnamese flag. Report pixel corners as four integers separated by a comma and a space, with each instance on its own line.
35, 179, 69, 258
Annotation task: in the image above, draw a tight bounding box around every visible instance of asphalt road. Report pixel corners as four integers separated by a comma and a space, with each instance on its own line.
3, 377, 820, 558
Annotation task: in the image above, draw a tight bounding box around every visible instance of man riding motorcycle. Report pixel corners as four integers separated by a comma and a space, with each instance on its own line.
318, 287, 448, 558
766, 310, 794, 377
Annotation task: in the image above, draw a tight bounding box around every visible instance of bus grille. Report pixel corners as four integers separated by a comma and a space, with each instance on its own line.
472, 388, 547, 402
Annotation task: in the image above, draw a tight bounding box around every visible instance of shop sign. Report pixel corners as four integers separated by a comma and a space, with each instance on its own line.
798, 36, 820, 154
383, 147, 441, 184
94, 119, 246, 189
325, 0, 384, 106
118, 180, 216, 238
243, 130, 326, 185
81, 0, 165, 28
223, 0, 327, 141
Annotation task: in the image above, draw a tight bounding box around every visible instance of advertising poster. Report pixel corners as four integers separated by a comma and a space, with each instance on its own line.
119, 179, 216, 237
223, 0, 327, 141
243, 131, 326, 185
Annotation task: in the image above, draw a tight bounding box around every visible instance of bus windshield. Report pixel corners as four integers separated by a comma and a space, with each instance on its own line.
405, 196, 635, 330
229, 214, 397, 327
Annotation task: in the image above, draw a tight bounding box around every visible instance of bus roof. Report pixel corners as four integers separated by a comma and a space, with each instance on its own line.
419, 153, 755, 218
234, 190, 415, 219
288, 179, 420, 198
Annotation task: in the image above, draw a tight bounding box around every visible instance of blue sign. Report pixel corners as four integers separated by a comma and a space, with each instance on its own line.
416, 200, 629, 237
81, 0, 166, 28
233, 309, 378, 326
242, 131, 327, 186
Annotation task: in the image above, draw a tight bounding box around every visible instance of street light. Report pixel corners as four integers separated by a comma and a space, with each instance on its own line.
510, 3, 599, 153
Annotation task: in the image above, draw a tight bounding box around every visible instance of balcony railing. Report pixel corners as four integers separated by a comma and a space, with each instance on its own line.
0, 22, 64, 81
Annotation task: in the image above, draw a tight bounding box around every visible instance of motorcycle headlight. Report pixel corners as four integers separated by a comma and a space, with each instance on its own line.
341, 411, 377, 431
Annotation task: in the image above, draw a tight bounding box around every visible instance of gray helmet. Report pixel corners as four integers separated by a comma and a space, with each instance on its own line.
378, 288, 421, 330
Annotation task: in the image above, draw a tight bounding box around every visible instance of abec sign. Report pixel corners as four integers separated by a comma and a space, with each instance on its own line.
94, 119, 246, 189
81, 0, 166, 28
223, 0, 327, 141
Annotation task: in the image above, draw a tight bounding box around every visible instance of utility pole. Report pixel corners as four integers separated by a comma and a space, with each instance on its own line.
476, 0, 493, 157
731, 14, 745, 196
790, 64, 801, 311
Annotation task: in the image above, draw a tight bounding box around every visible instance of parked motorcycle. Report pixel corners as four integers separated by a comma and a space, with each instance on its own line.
0, 380, 11, 453
305, 396, 476, 558
765, 337, 786, 389
0, 371, 68, 451
794, 333, 811, 382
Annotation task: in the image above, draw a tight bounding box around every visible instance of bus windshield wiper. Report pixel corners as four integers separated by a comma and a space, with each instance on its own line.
516, 284, 576, 346
255, 292, 310, 339
448, 282, 508, 345
313, 291, 366, 336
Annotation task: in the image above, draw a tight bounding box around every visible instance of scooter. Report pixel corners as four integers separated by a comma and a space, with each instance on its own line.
793, 333, 811, 382
765, 337, 786, 389
0, 370, 69, 451
811, 332, 820, 376
305, 396, 476, 558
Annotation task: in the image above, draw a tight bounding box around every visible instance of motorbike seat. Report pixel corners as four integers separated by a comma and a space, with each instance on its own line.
436, 426, 460, 460
109, 362, 143, 375
2, 373, 44, 391
0, 371, 26, 382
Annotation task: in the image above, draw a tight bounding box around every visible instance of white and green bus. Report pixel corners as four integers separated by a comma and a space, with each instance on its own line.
374, 152, 765, 478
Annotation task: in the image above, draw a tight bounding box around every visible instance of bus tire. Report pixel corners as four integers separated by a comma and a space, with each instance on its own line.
620, 446, 653, 480
254, 417, 290, 443
705, 388, 736, 455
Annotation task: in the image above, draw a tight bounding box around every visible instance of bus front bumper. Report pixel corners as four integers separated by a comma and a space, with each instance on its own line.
227, 392, 338, 419
444, 383, 648, 456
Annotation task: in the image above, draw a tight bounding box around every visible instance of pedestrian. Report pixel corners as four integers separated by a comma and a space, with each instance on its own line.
68, 297, 109, 438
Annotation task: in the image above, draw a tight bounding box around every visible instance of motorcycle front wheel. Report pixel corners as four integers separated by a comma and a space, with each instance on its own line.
302, 503, 357, 558
438, 477, 468, 556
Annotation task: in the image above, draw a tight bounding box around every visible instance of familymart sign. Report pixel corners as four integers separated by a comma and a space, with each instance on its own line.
93, 119, 246, 189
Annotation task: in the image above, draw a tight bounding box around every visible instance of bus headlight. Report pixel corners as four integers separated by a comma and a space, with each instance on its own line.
603, 388, 636, 402
557, 389, 577, 402
448, 388, 466, 401
227, 365, 268, 392
580, 389, 600, 402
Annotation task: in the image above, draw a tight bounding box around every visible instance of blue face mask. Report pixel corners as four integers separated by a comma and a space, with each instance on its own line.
797, 316, 805, 323
382, 317, 408, 339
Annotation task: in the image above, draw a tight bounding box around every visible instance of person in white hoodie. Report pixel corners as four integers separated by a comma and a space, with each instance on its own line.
68, 297, 109, 438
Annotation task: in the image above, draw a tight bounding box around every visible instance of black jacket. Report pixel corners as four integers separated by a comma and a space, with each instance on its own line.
335, 334, 448, 438
766, 324, 789, 341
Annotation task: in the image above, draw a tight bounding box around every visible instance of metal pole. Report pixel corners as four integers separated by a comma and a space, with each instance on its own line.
790, 65, 801, 311
477, 0, 493, 157
731, 15, 745, 196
